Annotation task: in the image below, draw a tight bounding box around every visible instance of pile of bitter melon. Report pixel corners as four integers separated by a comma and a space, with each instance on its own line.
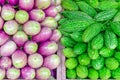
59, 0, 120, 79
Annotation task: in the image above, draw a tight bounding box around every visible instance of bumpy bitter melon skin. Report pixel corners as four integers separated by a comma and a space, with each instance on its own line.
110, 22, 120, 36
66, 69, 77, 79
61, 0, 78, 11
104, 30, 118, 49
58, 18, 68, 25
99, 67, 111, 79
112, 68, 120, 79
62, 11, 94, 23
91, 33, 104, 50
87, 43, 99, 60
78, 54, 91, 66
99, 46, 114, 57
82, 23, 103, 42
94, 9, 118, 21
113, 11, 120, 22
76, 65, 88, 78
114, 51, 120, 62
59, 20, 93, 32
117, 38, 120, 50
63, 48, 77, 58
73, 43, 87, 55
97, 1, 118, 10
77, 1, 97, 17
60, 36, 76, 48
70, 31, 83, 42
92, 56, 104, 70
88, 68, 99, 79
59, 29, 71, 37
85, 0, 99, 8
105, 57, 119, 70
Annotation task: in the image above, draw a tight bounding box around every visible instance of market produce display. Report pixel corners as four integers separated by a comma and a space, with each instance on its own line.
0, 0, 62, 79
60, 0, 120, 79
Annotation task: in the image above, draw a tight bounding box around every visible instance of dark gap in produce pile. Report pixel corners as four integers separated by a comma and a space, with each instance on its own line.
60, 0, 120, 79
0, 0, 62, 79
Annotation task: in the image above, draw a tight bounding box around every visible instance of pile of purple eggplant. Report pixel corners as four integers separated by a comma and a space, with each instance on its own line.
0, 0, 62, 79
